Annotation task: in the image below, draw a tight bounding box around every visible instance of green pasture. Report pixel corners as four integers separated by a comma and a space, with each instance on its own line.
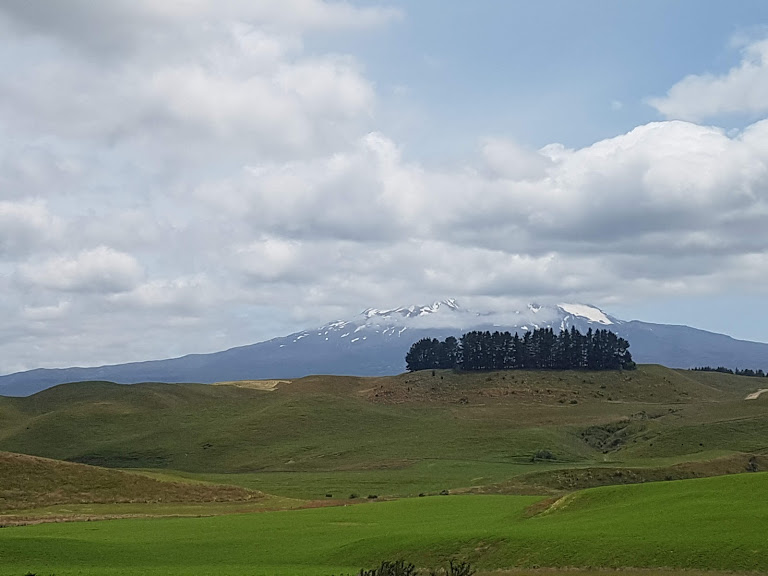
138, 447, 758, 499
2, 473, 768, 576
141, 459, 568, 499
2, 367, 767, 481
0, 379, 597, 472
2, 366, 768, 505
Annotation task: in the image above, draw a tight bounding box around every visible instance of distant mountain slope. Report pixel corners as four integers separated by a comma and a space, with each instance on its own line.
2, 300, 767, 396
614, 320, 768, 370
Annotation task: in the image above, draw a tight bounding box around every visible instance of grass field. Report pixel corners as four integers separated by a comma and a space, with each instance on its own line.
2, 473, 767, 575
2, 367, 768, 574
1, 365, 767, 501
0, 451, 263, 510
0, 451, 306, 526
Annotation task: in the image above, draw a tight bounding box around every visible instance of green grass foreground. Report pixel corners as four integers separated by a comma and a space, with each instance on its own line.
2, 473, 767, 576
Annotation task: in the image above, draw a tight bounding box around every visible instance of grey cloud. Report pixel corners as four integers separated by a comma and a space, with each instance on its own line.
0, 200, 60, 258
0, 0, 143, 55
19, 247, 144, 294
106, 275, 217, 314
0, 1, 401, 57
481, 138, 554, 181
0, 17, 376, 164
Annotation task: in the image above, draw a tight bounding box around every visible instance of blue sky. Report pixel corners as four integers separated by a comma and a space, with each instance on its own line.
2, 1, 768, 373
351, 1, 768, 153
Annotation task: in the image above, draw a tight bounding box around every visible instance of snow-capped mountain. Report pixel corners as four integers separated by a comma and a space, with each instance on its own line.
279, 300, 619, 351
2, 300, 768, 396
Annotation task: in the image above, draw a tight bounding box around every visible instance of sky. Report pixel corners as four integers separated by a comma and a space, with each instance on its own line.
3, 1, 768, 374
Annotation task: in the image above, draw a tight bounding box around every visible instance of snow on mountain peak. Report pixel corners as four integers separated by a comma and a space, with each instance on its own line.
557, 303, 613, 325
315, 300, 619, 342
443, 298, 459, 310
362, 299, 461, 320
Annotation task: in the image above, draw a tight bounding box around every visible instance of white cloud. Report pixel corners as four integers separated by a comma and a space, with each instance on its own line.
20, 247, 144, 294
649, 38, 768, 121
0, 36, 375, 162
236, 238, 306, 282
5, 110, 768, 372
2, 7, 768, 373
195, 132, 422, 241
143, 53, 374, 154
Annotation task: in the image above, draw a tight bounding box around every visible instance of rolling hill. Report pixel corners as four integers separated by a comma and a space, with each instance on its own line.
3, 365, 768, 574
0, 450, 262, 513
2, 366, 767, 500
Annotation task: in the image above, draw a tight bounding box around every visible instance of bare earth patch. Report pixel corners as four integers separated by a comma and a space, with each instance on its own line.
0, 497, 353, 527
213, 379, 291, 391
745, 389, 768, 400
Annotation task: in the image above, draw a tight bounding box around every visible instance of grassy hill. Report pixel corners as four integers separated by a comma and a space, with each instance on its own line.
1, 365, 766, 499
2, 472, 768, 575
2, 367, 768, 574
0, 450, 311, 526
0, 450, 265, 510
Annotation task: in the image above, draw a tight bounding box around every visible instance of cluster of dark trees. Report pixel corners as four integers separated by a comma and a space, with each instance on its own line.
406, 327, 635, 372
691, 366, 768, 378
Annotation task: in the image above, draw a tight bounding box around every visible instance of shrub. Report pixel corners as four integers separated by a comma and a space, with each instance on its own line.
531, 449, 555, 461
358, 560, 416, 576
430, 560, 476, 576
353, 559, 475, 576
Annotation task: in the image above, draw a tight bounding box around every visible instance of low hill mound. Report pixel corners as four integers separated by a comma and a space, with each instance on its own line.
359, 364, 738, 405
0, 451, 262, 512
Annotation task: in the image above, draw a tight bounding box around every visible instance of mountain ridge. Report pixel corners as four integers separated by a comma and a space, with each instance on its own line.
1, 300, 767, 396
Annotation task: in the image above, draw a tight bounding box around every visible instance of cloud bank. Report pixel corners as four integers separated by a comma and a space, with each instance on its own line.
2, 4, 768, 372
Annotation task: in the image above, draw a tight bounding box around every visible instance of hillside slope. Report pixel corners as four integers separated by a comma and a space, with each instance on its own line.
2, 366, 767, 499
0, 450, 262, 512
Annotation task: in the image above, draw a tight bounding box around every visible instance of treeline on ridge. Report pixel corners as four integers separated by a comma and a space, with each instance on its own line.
691, 366, 768, 378
406, 327, 635, 372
